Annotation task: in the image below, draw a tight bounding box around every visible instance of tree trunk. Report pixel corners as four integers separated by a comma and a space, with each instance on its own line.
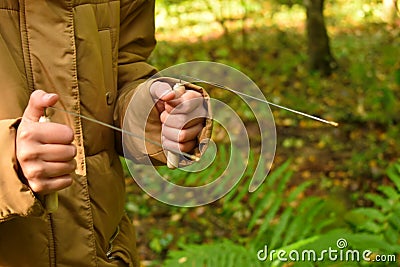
304, 0, 336, 76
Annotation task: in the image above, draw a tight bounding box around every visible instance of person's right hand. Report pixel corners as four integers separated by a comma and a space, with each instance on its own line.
16, 90, 76, 195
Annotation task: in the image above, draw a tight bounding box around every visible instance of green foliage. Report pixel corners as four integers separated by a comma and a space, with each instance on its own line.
149, 229, 174, 254
164, 240, 260, 267
164, 161, 400, 266
345, 160, 400, 247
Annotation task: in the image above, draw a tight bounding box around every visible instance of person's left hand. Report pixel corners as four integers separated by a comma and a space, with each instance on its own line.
150, 81, 207, 154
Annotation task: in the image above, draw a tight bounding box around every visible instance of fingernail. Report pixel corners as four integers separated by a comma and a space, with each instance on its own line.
44, 93, 58, 102
45, 93, 57, 99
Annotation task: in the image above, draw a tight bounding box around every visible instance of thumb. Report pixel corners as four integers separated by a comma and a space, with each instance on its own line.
150, 81, 176, 102
23, 90, 59, 122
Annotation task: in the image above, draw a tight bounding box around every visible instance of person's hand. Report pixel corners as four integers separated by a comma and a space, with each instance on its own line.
16, 90, 76, 195
150, 81, 207, 154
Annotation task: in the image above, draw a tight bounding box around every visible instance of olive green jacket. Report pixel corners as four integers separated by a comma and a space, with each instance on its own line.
0, 1, 210, 266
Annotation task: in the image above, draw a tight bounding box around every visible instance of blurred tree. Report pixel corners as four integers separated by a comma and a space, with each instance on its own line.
383, 0, 399, 23
303, 0, 336, 75
274, 0, 336, 75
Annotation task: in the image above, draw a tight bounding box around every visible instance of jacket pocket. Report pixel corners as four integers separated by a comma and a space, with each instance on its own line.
106, 214, 140, 267
98, 29, 117, 104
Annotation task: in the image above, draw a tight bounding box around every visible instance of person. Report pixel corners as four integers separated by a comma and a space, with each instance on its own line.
0, 1, 211, 266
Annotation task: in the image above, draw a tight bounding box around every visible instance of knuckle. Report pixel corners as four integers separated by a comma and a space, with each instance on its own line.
17, 148, 38, 163
28, 181, 43, 193
24, 165, 45, 180
178, 130, 187, 143
17, 127, 35, 141
160, 111, 168, 124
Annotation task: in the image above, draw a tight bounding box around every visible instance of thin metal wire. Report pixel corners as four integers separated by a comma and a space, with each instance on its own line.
47, 75, 337, 163
181, 75, 339, 127
47, 106, 200, 161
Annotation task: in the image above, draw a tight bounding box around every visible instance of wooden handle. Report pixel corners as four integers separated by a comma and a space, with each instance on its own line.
166, 83, 186, 169
39, 114, 59, 213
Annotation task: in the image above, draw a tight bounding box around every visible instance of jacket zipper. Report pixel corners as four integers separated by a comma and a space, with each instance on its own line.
48, 214, 57, 266
106, 225, 120, 260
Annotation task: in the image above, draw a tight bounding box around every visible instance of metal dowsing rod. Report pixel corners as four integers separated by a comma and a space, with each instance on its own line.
47, 76, 338, 168
181, 75, 339, 127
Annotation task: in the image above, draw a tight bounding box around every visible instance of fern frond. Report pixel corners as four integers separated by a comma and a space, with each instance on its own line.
248, 190, 276, 230
253, 197, 283, 247
387, 161, 400, 191
164, 240, 261, 267
249, 159, 292, 206
223, 150, 255, 204
296, 198, 326, 240
287, 180, 314, 203
269, 207, 293, 249
377, 185, 400, 202
350, 207, 387, 223
365, 193, 389, 210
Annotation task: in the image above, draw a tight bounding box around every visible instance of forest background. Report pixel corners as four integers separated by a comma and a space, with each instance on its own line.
122, 0, 400, 266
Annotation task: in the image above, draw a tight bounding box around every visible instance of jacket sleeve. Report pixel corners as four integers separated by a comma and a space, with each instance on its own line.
114, 0, 212, 164
0, 119, 45, 222
0, 33, 46, 221
113, 0, 158, 160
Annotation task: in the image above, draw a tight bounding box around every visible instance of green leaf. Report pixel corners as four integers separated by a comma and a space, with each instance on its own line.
287, 180, 314, 203
365, 193, 389, 209
256, 197, 283, 235
298, 200, 326, 239
265, 159, 292, 188
351, 207, 387, 223
387, 162, 400, 192
378, 185, 400, 202
248, 191, 275, 230
276, 170, 294, 195
270, 207, 293, 248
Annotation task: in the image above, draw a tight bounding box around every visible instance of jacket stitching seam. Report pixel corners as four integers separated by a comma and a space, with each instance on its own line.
19, 0, 35, 94
67, 1, 98, 266
72, 0, 119, 9
0, 8, 18, 11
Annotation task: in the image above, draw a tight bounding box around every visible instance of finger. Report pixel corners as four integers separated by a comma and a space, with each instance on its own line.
183, 118, 205, 129
162, 123, 203, 143
39, 144, 77, 162
150, 81, 176, 102
23, 160, 77, 180
165, 90, 203, 110
162, 137, 197, 154
26, 122, 74, 145
160, 110, 205, 128
37, 123, 74, 144
165, 98, 205, 115
23, 90, 59, 122
155, 101, 165, 113
43, 160, 77, 178
29, 174, 73, 195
